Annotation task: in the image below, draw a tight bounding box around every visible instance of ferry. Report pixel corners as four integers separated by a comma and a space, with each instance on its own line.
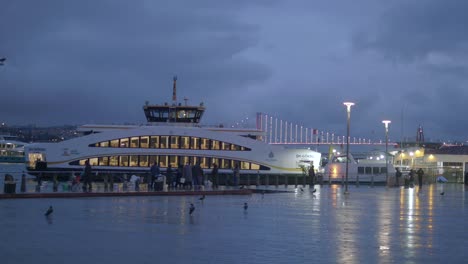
24, 78, 321, 178
0, 135, 26, 163
323, 153, 395, 184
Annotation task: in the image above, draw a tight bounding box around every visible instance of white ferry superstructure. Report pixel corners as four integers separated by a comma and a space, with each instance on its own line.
25, 77, 320, 176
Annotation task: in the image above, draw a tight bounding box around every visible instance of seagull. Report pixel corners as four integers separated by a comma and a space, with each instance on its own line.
243, 202, 248, 210
45, 206, 53, 216
312, 189, 317, 193
440, 191, 445, 196
189, 203, 195, 215
199, 195, 206, 201
239, 185, 245, 189
300, 187, 304, 192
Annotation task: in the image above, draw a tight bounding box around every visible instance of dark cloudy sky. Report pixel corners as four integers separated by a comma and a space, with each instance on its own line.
1, 0, 467, 142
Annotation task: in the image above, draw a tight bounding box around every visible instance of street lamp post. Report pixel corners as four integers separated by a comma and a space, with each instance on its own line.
343, 102, 354, 194
382, 120, 391, 186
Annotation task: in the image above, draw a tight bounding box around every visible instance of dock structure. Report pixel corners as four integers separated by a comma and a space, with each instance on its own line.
0, 189, 253, 199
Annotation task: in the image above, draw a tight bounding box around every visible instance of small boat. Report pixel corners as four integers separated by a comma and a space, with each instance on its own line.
0, 135, 27, 163
323, 153, 395, 184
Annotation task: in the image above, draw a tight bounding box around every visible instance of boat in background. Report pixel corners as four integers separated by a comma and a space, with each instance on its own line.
24, 77, 321, 178
0, 135, 27, 163
323, 153, 395, 184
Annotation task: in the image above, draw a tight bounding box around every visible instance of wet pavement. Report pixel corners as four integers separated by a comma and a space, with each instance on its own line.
1, 181, 467, 264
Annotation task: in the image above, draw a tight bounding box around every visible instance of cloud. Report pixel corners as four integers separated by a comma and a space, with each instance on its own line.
0, 0, 272, 125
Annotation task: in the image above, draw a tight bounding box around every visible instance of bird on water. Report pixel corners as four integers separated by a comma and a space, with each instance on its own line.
45, 206, 53, 216
189, 203, 195, 215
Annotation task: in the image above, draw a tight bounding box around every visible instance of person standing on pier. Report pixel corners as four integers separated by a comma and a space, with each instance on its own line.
183, 162, 193, 190
150, 161, 160, 191
417, 168, 424, 190
166, 164, 174, 189
211, 163, 219, 189
193, 162, 204, 190
309, 164, 316, 189
83, 160, 93, 192
395, 168, 402, 187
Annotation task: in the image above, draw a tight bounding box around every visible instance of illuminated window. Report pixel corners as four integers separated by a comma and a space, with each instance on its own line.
251, 163, 260, 170
212, 140, 220, 150
130, 137, 139, 148
99, 141, 109, 147
201, 138, 210, 150
169, 156, 178, 168
149, 155, 158, 166
200, 157, 210, 169
120, 138, 129, 148
170, 136, 179, 149
191, 137, 200, 149
211, 158, 219, 167
220, 159, 230, 169
120, 156, 129, 166
110, 139, 119, 148
129, 155, 138, 166
89, 158, 98, 166
241, 161, 249, 170
222, 142, 230, 150
160, 136, 169, 149
150, 136, 159, 148
159, 155, 168, 167
109, 156, 119, 166
98, 157, 109, 166
139, 155, 149, 167
140, 136, 149, 148
181, 136, 190, 149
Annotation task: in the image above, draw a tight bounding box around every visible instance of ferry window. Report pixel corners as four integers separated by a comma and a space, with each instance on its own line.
358, 167, 365, 174
139, 155, 149, 167
191, 137, 200, 149
140, 136, 149, 148
89, 158, 98, 166
200, 138, 210, 150
169, 156, 178, 168
241, 161, 249, 170
129, 155, 138, 167
220, 159, 230, 169
99, 141, 109, 147
130, 137, 139, 148
372, 167, 380, 174
79, 159, 86, 166
120, 138, 129, 148
251, 163, 260, 170
181, 136, 190, 149
211, 158, 219, 167
160, 136, 169, 149
192, 156, 199, 165
159, 155, 168, 167
222, 142, 230, 150
212, 140, 220, 150
231, 144, 240, 151
98, 157, 109, 166
120, 156, 129, 166
109, 156, 119, 166
110, 139, 119, 148
150, 136, 159, 148
365, 167, 372, 174
180, 156, 190, 166
380, 167, 387, 174
200, 157, 210, 169
170, 136, 180, 149
149, 155, 159, 165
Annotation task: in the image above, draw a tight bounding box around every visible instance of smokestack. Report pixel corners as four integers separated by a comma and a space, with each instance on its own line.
172, 76, 177, 102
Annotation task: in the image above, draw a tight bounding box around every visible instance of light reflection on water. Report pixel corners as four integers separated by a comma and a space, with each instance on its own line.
1, 165, 468, 263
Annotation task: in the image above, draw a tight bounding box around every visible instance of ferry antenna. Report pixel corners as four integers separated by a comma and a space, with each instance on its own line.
172, 76, 177, 103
